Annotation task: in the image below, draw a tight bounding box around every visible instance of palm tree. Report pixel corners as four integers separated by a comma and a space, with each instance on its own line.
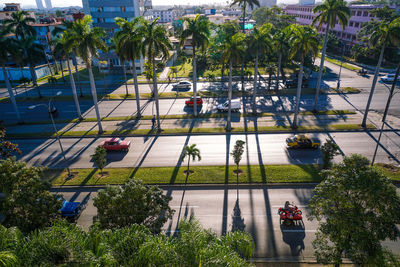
3, 11, 35, 41
221, 33, 246, 131
179, 14, 210, 116
17, 37, 45, 97
181, 144, 201, 178
287, 25, 319, 129
312, 0, 351, 112
0, 29, 21, 122
65, 15, 107, 133
114, 17, 147, 118
53, 35, 82, 120
247, 23, 273, 113
231, 140, 245, 195
273, 28, 289, 90
230, 0, 260, 85
361, 17, 400, 127
142, 18, 172, 130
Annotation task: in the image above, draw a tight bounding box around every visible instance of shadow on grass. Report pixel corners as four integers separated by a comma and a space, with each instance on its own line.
79, 168, 98, 186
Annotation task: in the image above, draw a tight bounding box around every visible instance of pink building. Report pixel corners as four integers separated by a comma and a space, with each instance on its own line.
284, 4, 392, 47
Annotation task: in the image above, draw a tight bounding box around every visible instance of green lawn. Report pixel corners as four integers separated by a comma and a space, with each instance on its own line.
49, 164, 323, 186
324, 56, 360, 71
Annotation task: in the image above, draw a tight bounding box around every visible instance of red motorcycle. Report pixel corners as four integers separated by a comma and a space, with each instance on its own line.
278, 201, 303, 226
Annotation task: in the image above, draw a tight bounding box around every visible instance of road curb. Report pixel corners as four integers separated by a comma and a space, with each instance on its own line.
7, 128, 395, 140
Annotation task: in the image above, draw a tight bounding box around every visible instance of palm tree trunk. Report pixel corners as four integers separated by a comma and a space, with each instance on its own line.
73, 53, 83, 97
44, 49, 54, 76
313, 27, 330, 111
221, 62, 225, 82
253, 52, 259, 114
28, 64, 41, 98
67, 59, 82, 120
192, 44, 198, 116
293, 58, 304, 129
122, 60, 128, 96
362, 43, 385, 127
268, 70, 272, 90
227, 60, 233, 131
88, 64, 103, 133
240, 3, 246, 88
2, 64, 21, 122
276, 52, 282, 91
60, 59, 65, 83
132, 60, 141, 118
152, 57, 161, 130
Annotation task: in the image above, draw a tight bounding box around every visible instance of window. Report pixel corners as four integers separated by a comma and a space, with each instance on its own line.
96, 18, 104, 23
363, 11, 368, 16
105, 18, 114, 23
351, 11, 355, 16
355, 22, 359, 28
104, 7, 119, 12
120, 6, 126, 12
126, 6, 134, 11
349, 21, 353, 27
357, 11, 361, 16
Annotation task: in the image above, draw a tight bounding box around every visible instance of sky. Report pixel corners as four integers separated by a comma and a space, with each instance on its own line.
3, 0, 298, 9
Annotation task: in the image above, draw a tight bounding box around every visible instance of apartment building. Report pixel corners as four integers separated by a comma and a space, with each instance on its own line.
82, 0, 146, 72
151, 9, 176, 23
284, 4, 391, 47
0, 3, 35, 23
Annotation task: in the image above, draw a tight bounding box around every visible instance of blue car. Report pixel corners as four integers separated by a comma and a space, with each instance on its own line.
59, 197, 82, 221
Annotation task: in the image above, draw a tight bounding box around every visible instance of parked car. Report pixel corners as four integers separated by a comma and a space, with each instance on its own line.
217, 99, 241, 112
286, 134, 320, 149
59, 197, 82, 221
381, 73, 399, 83
99, 137, 131, 152
185, 96, 203, 107
173, 81, 192, 89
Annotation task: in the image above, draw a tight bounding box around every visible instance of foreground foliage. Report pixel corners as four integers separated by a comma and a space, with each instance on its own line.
308, 154, 400, 266
0, 218, 254, 266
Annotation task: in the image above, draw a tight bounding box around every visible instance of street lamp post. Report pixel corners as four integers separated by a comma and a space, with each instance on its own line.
371, 59, 400, 166
336, 42, 345, 91
28, 91, 72, 177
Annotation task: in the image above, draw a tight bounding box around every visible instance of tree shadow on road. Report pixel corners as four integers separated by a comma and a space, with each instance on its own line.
231, 198, 245, 232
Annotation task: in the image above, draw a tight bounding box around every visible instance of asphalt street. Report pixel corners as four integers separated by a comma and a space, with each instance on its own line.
55, 185, 400, 260
14, 131, 400, 169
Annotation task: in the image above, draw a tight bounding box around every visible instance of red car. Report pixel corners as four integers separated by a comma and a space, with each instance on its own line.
185, 96, 203, 107
99, 138, 131, 152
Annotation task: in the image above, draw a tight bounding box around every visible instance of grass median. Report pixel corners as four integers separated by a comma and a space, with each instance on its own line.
324, 56, 360, 71
49, 164, 323, 186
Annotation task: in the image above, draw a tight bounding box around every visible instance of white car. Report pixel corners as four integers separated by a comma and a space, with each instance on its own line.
217, 99, 241, 112
381, 73, 399, 83
173, 81, 192, 89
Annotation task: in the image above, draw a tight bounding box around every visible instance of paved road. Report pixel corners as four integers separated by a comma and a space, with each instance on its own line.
2, 88, 400, 124
14, 131, 400, 169
54, 185, 400, 260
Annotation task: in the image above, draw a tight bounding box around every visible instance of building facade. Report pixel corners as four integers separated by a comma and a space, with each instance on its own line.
82, 0, 146, 71
0, 3, 35, 24
284, 4, 389, 47
151, 9, 176, 23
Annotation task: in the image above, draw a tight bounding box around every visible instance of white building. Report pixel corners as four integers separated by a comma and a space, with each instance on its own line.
299, 0, 315, 5
151, 9, 176, 23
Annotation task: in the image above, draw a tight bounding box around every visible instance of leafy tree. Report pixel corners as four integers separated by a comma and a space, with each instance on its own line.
0, 158, 62, 233
312, 0, 351, 112
91, 146, 107, 175
252, 6, 295, 28
52, 35, 82, 119
287, 25, 319, 128
65, 15, 107, 133
360, 17, 400, 127
321, 139, 340, 169
247, 24, 273, 113
0, 124, 20, 160
142, 18, 172, 130
114, 17, 147, 117
93, 179, 174, 233
221, 33, 246, 131
180, 14, 210, 116
308, 154, 400, 266
0, 29, 20, 122
231, 140, 245, 187
181, 144, 201, 177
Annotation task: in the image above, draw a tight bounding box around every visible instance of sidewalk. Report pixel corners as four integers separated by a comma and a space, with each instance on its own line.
5, 110, 399, 137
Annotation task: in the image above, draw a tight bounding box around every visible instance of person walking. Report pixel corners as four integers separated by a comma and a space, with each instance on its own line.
152, 115, 156, 129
